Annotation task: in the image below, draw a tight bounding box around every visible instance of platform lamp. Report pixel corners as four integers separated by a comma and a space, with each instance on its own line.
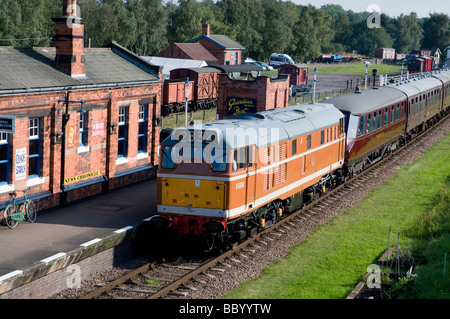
184, 77, 192, 127
312, 67, 318, 104
58, 91, 85, 207
365, 62, 369, 90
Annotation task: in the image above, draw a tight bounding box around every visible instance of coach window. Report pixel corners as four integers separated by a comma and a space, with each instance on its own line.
372, 112, 377, 131
396, 104, 400, 120
384, 108, 388, 126
29, 118, 41, 178
378, 110, 382, 129
358, 115, 365, 136
0, 132, 9, 184
367, 114, 372, 134
391, 106, 395, 123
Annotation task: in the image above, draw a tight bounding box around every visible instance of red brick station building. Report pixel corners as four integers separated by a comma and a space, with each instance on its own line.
0, 1, 162, 212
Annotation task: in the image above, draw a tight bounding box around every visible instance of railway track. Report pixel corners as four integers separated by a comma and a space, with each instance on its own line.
80, 112, 450, 299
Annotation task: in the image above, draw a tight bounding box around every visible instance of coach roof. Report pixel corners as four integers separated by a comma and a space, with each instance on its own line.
324, 86, 406, 115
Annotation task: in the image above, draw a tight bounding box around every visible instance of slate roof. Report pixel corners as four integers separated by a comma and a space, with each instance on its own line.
172, 43, 218, 62
189, 34, 245, 50
0, 43, 160, 94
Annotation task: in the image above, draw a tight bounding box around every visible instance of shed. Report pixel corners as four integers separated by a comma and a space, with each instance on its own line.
278, 64, 309, 87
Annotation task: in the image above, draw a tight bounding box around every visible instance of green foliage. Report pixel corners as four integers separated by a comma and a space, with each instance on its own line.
0, 1, 448, 62
406, 179, 450, 239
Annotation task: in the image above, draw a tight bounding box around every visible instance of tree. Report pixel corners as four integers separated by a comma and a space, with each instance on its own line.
293, 5, 334, 62
349, 19, 393, 56
422, 13, 450, 51
168, 0, 205, 43
219, 0, 265, 60
391, 13, 423, 53
126, 0, 169, 56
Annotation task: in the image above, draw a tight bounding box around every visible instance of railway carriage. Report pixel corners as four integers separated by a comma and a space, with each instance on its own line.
324, 87, 408, 176
393, 76, 444, 133
323, 70, 450, 177
154, 103, 346, 248
432, 69, 450, 113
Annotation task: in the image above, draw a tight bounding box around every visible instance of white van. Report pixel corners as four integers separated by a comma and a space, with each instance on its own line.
269, 53, 295, 68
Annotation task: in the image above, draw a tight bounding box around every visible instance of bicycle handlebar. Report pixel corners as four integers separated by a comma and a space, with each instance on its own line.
9, 188, 30, 198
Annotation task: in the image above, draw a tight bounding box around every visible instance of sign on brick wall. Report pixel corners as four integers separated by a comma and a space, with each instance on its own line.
226, 97, 257, 116
15, 148, 27, 181
92, 121, 104, 137
67, 119, 76, 148
0, 116, 15, 134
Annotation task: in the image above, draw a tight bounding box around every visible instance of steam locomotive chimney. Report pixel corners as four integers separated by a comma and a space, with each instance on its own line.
53, 0, 86, 78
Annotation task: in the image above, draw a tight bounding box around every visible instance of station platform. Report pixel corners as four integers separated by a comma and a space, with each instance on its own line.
0, 178, 158, 294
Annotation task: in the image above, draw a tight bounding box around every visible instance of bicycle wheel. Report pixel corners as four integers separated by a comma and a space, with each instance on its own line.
25, 200, 37, 223
4, 205, 18, 229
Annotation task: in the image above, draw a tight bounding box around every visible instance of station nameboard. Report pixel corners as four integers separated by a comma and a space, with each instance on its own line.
0, 116, 15, 134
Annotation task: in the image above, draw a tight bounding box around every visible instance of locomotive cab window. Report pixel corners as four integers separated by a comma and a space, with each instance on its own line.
233, 147, 246, 171
211, 148, 227, 172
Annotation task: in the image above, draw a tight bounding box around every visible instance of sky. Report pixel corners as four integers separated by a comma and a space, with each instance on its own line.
289, 0, 450, 18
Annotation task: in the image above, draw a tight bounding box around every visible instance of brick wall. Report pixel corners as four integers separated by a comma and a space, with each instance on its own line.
217, 74, 290, 119
0, 83, 161, 214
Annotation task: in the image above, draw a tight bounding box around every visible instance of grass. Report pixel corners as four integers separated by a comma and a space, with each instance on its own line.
161, 108, 217, 129
223, 132, 450, 299
315, 62, 402, 76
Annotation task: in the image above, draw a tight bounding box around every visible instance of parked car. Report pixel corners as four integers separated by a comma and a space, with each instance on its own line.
269, 53, 295, 68
243, 61, 273, 71
254, 61, 273, 71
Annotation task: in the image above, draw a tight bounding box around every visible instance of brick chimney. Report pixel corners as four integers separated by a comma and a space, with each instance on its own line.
202, 21, 210, 37
53, 0, 86, 78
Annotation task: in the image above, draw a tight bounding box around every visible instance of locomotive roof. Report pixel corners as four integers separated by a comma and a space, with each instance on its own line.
164, 103, 344, 149
323, 86, 405, 115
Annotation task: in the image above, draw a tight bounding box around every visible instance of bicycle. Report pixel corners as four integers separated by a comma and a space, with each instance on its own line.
3, 188, 37, 229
